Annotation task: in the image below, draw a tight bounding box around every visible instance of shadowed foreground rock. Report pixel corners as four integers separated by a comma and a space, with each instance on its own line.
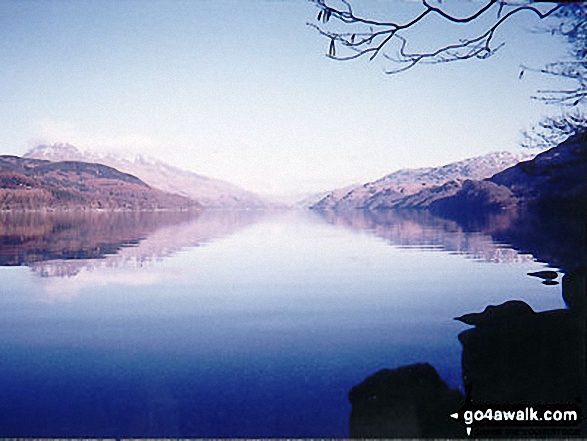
456, 300, 584, 405
348, 363, 463, 438
349, 297, 585, 437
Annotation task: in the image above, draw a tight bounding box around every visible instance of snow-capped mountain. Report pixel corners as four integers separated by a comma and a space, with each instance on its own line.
25, 144, 272, 209
311, 151, 534, 210
0, 154, 198, 211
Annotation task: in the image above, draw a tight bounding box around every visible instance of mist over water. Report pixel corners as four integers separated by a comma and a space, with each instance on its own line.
0, 209, 567, 437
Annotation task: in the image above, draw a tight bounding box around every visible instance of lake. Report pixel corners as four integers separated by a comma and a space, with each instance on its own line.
0, 209, 574, 437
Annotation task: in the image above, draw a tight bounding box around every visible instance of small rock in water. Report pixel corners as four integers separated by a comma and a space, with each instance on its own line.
527, 270, 558, 280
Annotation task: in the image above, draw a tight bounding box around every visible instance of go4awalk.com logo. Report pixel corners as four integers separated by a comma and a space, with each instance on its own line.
450, 403, 581, 437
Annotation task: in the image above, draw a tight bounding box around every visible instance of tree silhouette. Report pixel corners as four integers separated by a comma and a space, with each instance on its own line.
522, 110, 586, 149
309, 0, 586, 107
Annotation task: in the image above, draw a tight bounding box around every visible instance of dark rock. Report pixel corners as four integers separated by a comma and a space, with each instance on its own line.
458, 301, 583, 404
454, 300, 535, 328
562, 269, 587, 311
348, 363, 463, 438
527, 270, 559, 280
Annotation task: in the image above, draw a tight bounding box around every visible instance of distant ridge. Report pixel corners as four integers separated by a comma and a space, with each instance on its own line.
25, 144, 272, 209
311, 151, 534, 210
0, 155, 199, 211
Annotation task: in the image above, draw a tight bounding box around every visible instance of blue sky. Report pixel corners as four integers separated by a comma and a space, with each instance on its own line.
0, 0, 570, 195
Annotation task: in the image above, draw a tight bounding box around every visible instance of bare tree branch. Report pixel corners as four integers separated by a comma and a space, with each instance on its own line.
521, 111, 587, 148
309, 1, 561, 66
308, 1, 585, 106
527, 4, 587, 105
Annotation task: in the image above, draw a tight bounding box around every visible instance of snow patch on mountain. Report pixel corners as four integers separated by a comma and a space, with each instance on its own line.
311, 151, 535, 210
25, 144, 272, 209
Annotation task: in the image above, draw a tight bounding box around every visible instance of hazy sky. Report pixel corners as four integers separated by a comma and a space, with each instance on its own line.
0, 0, 570, 195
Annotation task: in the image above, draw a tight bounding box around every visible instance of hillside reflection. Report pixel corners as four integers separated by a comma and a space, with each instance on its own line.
324, 208, 586, 437
0, 210, 267, 278
318, 209, 532, 263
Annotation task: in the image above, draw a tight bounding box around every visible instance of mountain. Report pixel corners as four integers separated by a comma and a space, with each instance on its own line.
282, 187, 356, 209
0, 155, 199, 211
310, 151, 532, 210
491, 132, 587, 210
25, 144, 271, 209
432, 132, 587, 216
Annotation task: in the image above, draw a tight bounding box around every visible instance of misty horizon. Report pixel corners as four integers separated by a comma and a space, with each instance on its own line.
0, 1, 568, 195
21, 141, 535, 198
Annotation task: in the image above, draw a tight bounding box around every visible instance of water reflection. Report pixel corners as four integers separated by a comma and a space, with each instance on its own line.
491, 210, 587, 276
0, 210, 268, 303
0, 210, 267, 276
330, 208, 586, 437
319, 209, 532, 263
0, 208, 582, 437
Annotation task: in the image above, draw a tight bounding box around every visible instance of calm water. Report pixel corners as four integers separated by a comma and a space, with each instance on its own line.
0, 209, 569, 437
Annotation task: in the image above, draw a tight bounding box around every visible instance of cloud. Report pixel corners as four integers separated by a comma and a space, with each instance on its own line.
29, 118, 159, 156
32, 260, 166, 304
